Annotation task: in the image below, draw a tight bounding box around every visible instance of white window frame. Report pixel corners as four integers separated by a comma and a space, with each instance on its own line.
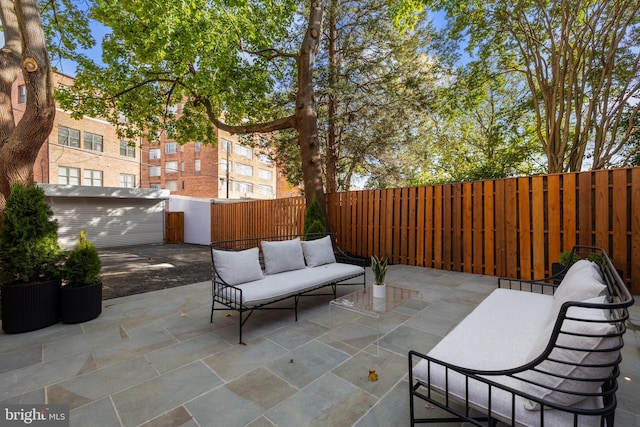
236, 163, 253, 177
149, 166, 161, 177
165, 142, 178, 154
195, 159, 201, 172
235, 181, 253, 193
235, 144, 253, 160
258, 169, 273, 180
58, 166, 80, 185
149, 148, 161, 159
58, 126, 80, 148
120, 141, 136, 158
84, 132, 103, 152
119, 174, 135, 188
165, 180, 178, 192
257, 184, 273, 195
83, 169, 103, 187
165, 161, 178, 173
194, 141, 202, 152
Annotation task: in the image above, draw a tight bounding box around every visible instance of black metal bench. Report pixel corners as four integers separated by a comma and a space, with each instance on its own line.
209, 232, 366, 343
408, 246, 634, 426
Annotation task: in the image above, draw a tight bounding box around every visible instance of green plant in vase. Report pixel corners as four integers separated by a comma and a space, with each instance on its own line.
60, 229, 103, 323
371, 255, 388, 298
0, 183, 64, 333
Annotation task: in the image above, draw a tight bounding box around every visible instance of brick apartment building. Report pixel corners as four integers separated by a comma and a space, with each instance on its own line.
140, 105, 280, 200
13, 71, 299, 200
10, 72, 142, 188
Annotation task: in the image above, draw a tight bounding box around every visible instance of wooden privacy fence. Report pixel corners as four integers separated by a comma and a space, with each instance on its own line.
211, 167, 640, 294
210, 197, 306, 242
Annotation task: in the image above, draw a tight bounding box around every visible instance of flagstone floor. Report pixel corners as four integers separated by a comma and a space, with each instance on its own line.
1, 265, 639, 427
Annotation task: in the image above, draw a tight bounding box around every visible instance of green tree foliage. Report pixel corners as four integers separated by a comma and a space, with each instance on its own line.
410, 0, 640, 173
0, 184, 63, 285
63, 229, 102, 287
304, 196, 327, 238
57, 0, 331, 209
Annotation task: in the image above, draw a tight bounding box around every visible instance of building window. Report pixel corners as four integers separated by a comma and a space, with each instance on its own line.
165, 180, 178, 192
220, 159, 232, 172
236, 163, 253, 176
235, 181, 253, 193
58, 166, 80, 185
149, 183, 161, 189
259, 137, 269, 147
165, 142, 178, 154
195, 159, 201, 172
149, 148, 161, 159
257, 184, 273, 195
258, 153, 273, 165
194, 141, 202, 152
165, 161, 178, 173
84, 169, 103, 187
235, 144, 253, 160
58, 126, 80, 148
120, 174, 135, 188
18, 85, 27, 104
221, 138, 232, 154
84, 132, 103, 152
120, 141, 136, 158
149, 166, 161, 177
181, 161, 185, 172
258, 169, 273, 180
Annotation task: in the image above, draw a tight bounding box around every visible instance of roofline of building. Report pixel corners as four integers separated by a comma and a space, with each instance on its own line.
38, 183, 170, 200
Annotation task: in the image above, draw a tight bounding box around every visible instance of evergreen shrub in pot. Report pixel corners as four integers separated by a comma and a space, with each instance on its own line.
60, 229, 102, 324
0, 183, 64, 333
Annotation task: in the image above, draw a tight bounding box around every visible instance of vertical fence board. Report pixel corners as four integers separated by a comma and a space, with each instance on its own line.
562, 173, 577, 251
518, 178, 532, 280
547, 175, 561, 266
612, 169, 627, 275
483, 180, 495, 276
578, 171, 593, 246
433, 186, 443, 270
210, 167, 640, 294
531, 176, 546, 277
632, 169, 640, 290
472, 181, 484, 274
594, 171, 610, 250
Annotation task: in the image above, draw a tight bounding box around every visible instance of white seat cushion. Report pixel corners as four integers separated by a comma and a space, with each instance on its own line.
216, 263, 364, 306
413, 288, 605, 426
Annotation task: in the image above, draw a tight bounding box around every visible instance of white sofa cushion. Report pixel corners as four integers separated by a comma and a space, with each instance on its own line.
301, 235, 336, 267
547, 260, 606, 325
261, 238, 306, 275
413, 289, 606, 426
523, 296, 618, 410
216, 263, 364, 306
211, 247, 264, 286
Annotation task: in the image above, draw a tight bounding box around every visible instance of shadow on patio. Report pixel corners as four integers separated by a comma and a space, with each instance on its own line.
1, 265, 639, 426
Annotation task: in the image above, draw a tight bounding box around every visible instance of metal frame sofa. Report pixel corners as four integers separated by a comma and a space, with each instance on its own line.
409, 246, 634, 426
210, 233, 366, 343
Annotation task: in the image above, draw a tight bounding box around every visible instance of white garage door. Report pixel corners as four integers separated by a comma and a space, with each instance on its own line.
47, 196, 165, 249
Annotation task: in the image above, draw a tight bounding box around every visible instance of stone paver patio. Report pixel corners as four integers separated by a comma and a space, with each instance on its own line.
1, 265, 639, 426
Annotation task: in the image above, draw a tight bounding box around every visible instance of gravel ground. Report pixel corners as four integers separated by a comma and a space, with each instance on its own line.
99, 243, 212, 300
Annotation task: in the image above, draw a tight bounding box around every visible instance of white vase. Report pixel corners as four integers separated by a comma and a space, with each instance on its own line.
373, 283, 387, 298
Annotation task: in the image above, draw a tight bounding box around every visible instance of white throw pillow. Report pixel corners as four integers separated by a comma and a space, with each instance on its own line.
261, 238, 306, 275
547, 260, 607, 325
211, 247, 264, 286
523, 296, 618, 410
301, 235, 336, 267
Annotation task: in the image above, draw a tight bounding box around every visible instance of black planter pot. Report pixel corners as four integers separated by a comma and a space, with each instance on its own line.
551, 263, 567, 284
1, 279, 61, 334
60, 283, 102, 324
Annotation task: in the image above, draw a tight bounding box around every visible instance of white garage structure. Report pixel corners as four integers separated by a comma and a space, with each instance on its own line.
39, 184, 170, 249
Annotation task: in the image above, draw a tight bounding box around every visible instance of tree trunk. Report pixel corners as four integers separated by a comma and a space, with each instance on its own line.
0, 0, 55, 210
296, 0, 326, 211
